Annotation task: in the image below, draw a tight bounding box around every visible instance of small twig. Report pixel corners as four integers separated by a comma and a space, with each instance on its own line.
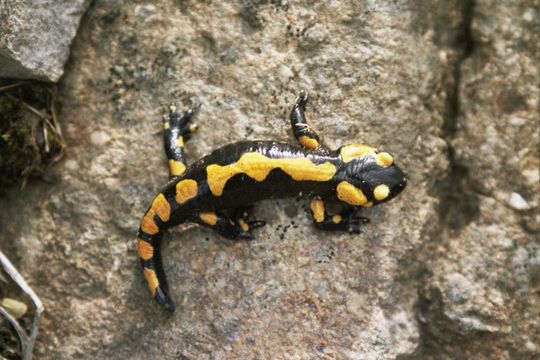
49, 95, 63, 138
5, 93, 56, 131
0, 82, 25, 93
5, 92, 65, 154
42, 126, 50, 153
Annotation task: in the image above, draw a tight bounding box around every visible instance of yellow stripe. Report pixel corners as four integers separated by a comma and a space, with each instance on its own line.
332, 214, 342, 224
137, 238, 154, 260
141, 210, 159, 235
143, 268, 159, 296
176, 136, 184, 147
340, 144, 376, 162
373, 184, 390, 201
238, 219, 249, 232
175, 179, 198, 204
168, 159, 186, 176
151, 193, 170, 222
375, 152, 393, 167
336, 181, 368, 206
310, 199, 325, 223
298, 135, 319, 149
206, 152, 337, 196
199, 212, 218, 226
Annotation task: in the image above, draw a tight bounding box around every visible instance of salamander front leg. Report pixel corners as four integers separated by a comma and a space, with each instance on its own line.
163, 104, 198, 177
309, 197, 369, 234
194, 207, 266, 241
290, 90, 325, 150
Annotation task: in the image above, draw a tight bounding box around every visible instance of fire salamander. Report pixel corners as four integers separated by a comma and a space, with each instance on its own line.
137, 91, 407, 312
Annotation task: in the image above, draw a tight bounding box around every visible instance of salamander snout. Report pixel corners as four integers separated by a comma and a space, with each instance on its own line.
379, 164, 407, 203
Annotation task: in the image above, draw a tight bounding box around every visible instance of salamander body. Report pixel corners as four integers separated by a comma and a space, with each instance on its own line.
137, 91, 407, 311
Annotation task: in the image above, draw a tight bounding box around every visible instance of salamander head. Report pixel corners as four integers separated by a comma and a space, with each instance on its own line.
335, 144, 407, 207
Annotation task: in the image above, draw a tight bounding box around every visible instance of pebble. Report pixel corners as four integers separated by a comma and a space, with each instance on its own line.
507, 192, 531, 211
525, 339, 538, 351
64, 159, 79, 171
521, 168, 539, 186
134, 4, 156, 18
278, 65, 293, 82
509, 116, 526, 127
90, 131, 111, 146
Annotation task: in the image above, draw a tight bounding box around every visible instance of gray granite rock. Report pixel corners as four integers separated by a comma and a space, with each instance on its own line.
0, 0, 91, 81
417, 0, 540, 358
0, 1, 538, 359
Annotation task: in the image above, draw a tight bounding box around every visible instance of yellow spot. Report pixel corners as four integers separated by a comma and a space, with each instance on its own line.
143, 268, 159, 296
141, 210, 159, 235
332, 214, 342, 224
138, 238, 154, 260
364, 201, 373, 208
169, 105, 177, 112
163, 122, 170, 130
175, 179, 198, 203
239, 219, 249, 232
151, 193, 171, 222
206, 152, 337, 196
310, 199, 325, 223
373, 184, 390, 201
200, 212, 218, 226
340, 144, 376, 162
189, 124, 198, 133
298, 135, 319, 149
375, 152, 393, 167
177, 136, 184, 147
168, 159, 186, 176
337, 181, 368, 206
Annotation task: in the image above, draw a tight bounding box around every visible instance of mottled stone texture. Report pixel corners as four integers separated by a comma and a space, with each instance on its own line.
415, 1, 540, 358
0, 0, 91, 81
0, 0, 538, 359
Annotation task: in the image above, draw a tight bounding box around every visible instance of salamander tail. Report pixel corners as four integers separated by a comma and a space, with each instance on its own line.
137, 231, 176, 312
155, 285, 175, 312
137, 193, 176, 312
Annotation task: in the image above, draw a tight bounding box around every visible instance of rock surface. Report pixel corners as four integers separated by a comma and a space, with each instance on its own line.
416, 1, 540, 358
0, 1, 538, 359
0, 0, 91, 81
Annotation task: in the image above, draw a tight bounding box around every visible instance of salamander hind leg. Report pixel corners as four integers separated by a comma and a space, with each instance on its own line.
195, 207, 266, 241
290, 90, 324, 150
232, 206, 266, 240
309, 197, 369, 234
163, 104, 198, 177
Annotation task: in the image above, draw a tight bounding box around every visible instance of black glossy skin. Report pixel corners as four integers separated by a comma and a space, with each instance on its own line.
137, 91, 407, 312
161, 141, 336, 216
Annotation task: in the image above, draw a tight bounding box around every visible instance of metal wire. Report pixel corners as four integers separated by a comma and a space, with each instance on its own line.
0, 251, 43, 360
